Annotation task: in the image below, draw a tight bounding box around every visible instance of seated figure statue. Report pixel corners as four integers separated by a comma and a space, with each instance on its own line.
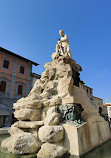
56, 30, 72, 58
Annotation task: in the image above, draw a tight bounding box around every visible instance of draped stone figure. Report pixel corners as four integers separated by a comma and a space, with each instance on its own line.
56, 30, 72, 58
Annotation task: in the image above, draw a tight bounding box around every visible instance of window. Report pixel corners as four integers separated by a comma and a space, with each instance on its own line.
20, 66, 25, 74
90, 90, 92, 94
18, 85, 23, 95
3, 60, 9, 69
0, 81, 6, 92
87, 89, 88, 93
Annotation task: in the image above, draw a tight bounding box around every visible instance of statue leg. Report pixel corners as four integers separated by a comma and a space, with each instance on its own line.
67, 45, 72, 58
56, 44, 59, 53
64, 46, 67, 54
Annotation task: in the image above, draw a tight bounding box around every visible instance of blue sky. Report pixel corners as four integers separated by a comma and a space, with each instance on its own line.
0, 0, 111, 103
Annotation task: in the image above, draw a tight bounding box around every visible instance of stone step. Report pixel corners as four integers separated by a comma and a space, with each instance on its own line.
12, 121, 44, 129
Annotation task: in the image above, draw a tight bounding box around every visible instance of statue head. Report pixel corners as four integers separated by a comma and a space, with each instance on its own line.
59, 30, 64, 37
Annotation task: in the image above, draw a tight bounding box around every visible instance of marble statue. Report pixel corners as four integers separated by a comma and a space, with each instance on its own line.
56, 30, 72, 58
1, 30, 111, 158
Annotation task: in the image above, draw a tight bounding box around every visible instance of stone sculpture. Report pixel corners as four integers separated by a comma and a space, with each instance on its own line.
52, 30, 72, 60
1, 30, 111, 157
56, 30, 72, 58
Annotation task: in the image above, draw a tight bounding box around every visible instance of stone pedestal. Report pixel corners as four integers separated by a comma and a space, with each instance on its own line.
62, 115, 111, 156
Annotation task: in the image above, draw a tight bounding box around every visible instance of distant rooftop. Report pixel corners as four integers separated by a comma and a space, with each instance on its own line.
31, 73, 41, 79
0, 47, 39, 66
83, 84, 93, 90
104, 103, 111, 106
93, 96, 103, 100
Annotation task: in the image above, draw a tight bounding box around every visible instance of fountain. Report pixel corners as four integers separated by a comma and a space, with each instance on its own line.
1, 30, 111, 158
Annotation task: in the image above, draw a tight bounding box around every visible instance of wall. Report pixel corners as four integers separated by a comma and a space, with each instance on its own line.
0, 50, 32, 127
93, 97, 103, 110
83, 85, 93, 99
0, 51, 32, 98
80, 83, 103, 112
62, 115, 111, 156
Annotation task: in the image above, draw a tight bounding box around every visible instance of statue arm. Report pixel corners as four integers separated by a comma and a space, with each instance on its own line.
60, 34, 69, 43
65, 34, 69, 43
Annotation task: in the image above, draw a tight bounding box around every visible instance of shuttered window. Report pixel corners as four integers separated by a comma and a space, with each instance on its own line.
3, 60, 9, 69
18, 85, 23, 95
20, 66, 25, 74
0, 81, 6, 92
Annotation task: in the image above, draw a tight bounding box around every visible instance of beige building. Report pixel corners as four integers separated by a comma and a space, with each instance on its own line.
103, 103, 111, 120
93, 96, 103, 109
82, 85, 93, 100
80, 82, 103, 113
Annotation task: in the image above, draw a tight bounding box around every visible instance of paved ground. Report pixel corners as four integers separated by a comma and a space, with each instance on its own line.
0, 127, 10, 135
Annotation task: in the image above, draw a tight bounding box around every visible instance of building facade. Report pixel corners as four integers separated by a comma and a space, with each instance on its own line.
80, 83, 104, 115
31, 73, 41, 89
82, 85, 93, 100
0, 47, 39, 127
93, 96, 103, 109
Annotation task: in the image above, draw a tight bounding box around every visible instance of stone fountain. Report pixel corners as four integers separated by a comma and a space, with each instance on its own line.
1, 30, 111, 158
